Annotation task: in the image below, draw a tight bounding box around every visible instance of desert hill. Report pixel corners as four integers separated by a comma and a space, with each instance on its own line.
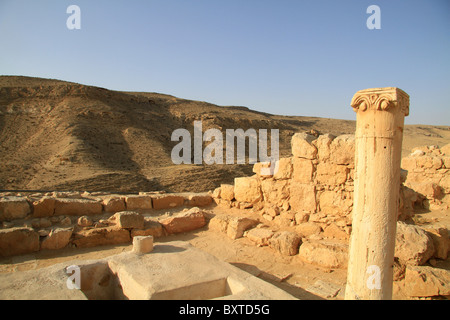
1, 75, 449, 193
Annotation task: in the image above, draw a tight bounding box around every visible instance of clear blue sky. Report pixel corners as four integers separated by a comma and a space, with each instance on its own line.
0, 0, 449, 125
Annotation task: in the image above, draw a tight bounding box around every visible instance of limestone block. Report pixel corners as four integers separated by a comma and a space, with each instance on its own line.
323, 223, 349, 240
113, 211, 145, 229
252, 162, 273, 178
103, 197, 126, 213
0, 197, 31, 221
298, 240, 348, 269
39, 218, 52, 228
160, 207, 206, 234
405, 266, 450, 297
60, 216, 72, 226
294, 212, 310, 224
72, 226, 131, 248
132, 236, 154, 254
212, 187, 221, 199
315, 163, 349, 185
415, 156, 437, 169
408, 182, 443, 200
0, 227, 39, 257
401, 157, 417, 172
234, 176, 262, 204
313, 134, 335, 162
291, 132, 318, 159
220, 184, 235, 201
226, 217, 259, 240
292, 158, 314, 183
422, 226, 449, 260
289, 183, 316, 213
260, 179, 289, 207
208, 215, 230, 233
245, 227, 274, 246
395, 221, 435, 266
125, 195, 153, 211
273, 215, 293, 228
32, 197, 56, 218
329, 134, 355, 165
273, 158, 292, 180
54, 198, 103, 216
318, 190, 353, 215
306, 280, 343, 299
264, 205, 280, 217
295, 222, 321, 238
187, 194, 212, 207
77, 216, 94, 227
40, 228, 73, 250
151, 195, 184, 210
269, 231, 301, 256
131, 219, 164, 238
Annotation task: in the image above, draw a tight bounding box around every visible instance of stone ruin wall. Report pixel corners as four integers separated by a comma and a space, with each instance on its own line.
401, 144, 450, 211
211, 132, 450, 298
213, 132, 450, 242
0, 191, 213, 257
213, 133, 360, 241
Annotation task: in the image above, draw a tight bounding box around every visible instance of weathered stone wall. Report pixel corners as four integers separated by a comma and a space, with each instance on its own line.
214, 133, 450, 236
214, 132, 357, 239
211, 133, 450, 298
0, 191, 212, 222
401, 144, 450, 210
0, 191, 212, 257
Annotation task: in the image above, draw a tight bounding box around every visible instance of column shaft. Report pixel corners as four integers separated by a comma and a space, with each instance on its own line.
345, 88, 409, 300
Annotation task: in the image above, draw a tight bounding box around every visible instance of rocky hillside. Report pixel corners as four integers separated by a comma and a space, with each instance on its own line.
1, 76, 449, 193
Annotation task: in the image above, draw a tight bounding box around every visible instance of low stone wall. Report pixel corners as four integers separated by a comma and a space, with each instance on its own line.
0, 191, 212, 222
0, 191, 212, 257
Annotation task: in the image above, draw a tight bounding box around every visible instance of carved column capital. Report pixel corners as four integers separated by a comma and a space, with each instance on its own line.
351, 87, 410, 116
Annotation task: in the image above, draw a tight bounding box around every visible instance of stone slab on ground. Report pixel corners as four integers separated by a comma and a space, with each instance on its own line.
305, 280, 344, 299
0, 241, 298, 300
160, 207, 206, 234
298, 240, 348, 269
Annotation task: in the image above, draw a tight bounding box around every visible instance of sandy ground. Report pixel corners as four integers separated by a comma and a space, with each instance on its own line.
1, 204, 448, 300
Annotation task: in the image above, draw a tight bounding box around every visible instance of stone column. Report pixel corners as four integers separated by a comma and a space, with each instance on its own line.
345, 87, 409, 300
132, 235, 154, 254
